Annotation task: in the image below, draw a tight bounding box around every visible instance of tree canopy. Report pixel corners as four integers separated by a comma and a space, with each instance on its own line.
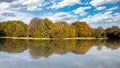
0, 18, 119, 39
0, 21, 28, 37
72, 21, 93, 37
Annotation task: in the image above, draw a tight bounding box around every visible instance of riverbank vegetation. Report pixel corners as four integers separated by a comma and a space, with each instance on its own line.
0, 18, 120, 39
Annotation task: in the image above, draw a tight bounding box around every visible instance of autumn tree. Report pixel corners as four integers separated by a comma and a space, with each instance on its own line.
50, 22, 76, 38
27, 18, 43, 37
0, 21, 28, 37
72, 21, 93, 37
93, 27, 106, 38
33, 18, 53, 38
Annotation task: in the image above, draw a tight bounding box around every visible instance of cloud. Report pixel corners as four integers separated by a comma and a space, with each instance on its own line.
1, 13, 16, 17
22, 0, 44, 11
49, 0, 81, 9
0, 10, 35, 24
73, 6, 91, 16
0, 0, 45, 23
0, 0, 44, 11
107, 6, 118, 11
26, 6, 42, 11
90, 0, 120, 6
80, 11, 120, 28
0, 0, 16, 3
43, 12, 78, 23
96, 6, 106, 11
0, 2, 10, 10
22, 0, 42, 5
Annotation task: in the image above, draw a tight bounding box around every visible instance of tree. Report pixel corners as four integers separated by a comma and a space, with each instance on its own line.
72, 21, 93, 37
0, 23, 5, 36
50, 22, 76, 38
0, 21, 28, 37
33, 18, 53, 38
106, 26, 120, 39
94, 27, 106, 38
27, 18, 43, 37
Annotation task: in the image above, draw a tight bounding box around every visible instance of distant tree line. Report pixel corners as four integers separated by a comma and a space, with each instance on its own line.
0, 18, 120, 39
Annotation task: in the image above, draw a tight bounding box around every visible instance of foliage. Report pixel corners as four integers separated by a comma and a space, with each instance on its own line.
0, 18, 120, 39
93, 27, 106, 38
33, 18, 53, 38
0, 21, 28, 37
27, 18, 43, 37
0, 39, 27, 53
50, 22, 76, 38
72, 21, 93, 37
106, 26, 120, 39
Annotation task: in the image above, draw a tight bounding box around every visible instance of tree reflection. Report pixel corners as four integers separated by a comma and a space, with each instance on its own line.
0, 39, 120, 59
28, 40, 98, 59
28, 40, 52, 59
105, 40, 120, 50
94, 39, 106, 51
0, 39, 28, 53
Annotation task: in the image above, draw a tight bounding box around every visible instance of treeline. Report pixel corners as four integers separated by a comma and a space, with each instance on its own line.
0, 18, 120, 39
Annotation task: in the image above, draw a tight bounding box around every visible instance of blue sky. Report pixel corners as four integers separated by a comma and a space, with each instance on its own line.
0, 0, 120, 28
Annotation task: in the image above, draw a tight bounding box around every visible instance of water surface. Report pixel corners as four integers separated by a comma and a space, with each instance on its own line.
0, 39, 120, 68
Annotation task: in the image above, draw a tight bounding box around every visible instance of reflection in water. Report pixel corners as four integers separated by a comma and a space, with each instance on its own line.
0, 39, 120, 68
106, 40, 120, 50
0, 39, 27, 53
0, 39, 120, 59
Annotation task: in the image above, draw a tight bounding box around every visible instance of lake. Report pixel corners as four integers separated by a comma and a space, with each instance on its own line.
0, 39, 120, 68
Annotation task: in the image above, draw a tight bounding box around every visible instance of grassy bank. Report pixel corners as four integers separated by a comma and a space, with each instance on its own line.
0, 37, 108, 40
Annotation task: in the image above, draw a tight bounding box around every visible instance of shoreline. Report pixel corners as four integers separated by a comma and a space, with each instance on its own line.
0, 37, 108, 40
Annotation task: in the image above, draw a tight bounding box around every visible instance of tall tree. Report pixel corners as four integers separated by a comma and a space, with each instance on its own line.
72, 21, 93, 37
27, 18, 43, 37
94, 27, 106, 38
33, 18, 53, 38
0, 21, 28, 37
50, 22, 76, 38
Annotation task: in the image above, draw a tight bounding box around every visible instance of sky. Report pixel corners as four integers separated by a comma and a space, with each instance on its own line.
0, 0, 120, 28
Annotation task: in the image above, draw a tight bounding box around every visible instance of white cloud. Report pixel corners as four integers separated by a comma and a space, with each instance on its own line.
0, 0, 45, 23
96, 6, 106, 11
73, 6, 91, 16
0, 2, 10, 10
80, 11, 120, 28
42, 12, 78, 23
26, 6, 42, 11
0, 0, 44, 11
107, 6, 118, 11
22, 0, 44, 11
22, 0, 42, 5
90, 0, 120, 6
49, 0, 81, 9
0, 10, 35, 24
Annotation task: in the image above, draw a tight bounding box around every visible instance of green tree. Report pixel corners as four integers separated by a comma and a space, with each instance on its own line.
33, 18, 53, 38
0, 23, 5, 36
0, 21, 28, 37
27, 18, 43, 37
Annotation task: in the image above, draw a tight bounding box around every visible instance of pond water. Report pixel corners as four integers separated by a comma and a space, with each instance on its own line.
0, 39, 120, 68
